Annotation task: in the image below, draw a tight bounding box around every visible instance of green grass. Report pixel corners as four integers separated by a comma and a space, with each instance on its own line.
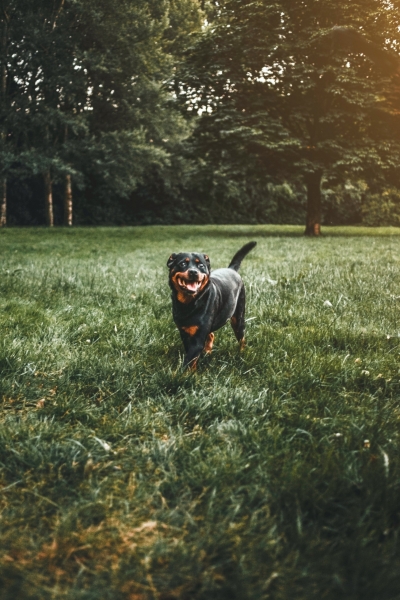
1, 225, 400, 600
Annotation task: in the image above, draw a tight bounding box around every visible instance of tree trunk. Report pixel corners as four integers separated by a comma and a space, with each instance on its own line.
1, 16, 8, 102
1, 17, 9, 227
64, 173, 73, 226
44, 170, 54, 227
304, 171, 323, 236
0, 177, 6, 227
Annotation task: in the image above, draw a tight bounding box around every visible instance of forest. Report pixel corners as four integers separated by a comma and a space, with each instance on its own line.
2, 0, 400, 233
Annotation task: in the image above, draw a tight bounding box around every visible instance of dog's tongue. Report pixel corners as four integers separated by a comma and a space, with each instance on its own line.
186, 281, 199, 292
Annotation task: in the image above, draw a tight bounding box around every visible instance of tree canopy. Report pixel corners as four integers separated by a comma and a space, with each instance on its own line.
2, 0, 400, 229
0, 0, 202, 224
179, 0, 400, 233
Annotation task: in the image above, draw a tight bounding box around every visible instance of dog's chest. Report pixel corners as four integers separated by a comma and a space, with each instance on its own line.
172, 270, 242, 332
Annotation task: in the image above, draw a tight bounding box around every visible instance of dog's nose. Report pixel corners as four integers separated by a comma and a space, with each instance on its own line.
188, 269, 198, 278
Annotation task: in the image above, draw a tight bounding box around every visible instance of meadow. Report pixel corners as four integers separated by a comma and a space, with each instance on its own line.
1, 225, 400, 600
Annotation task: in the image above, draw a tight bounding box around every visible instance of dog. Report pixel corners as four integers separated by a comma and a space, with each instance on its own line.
167, 241, 257, 370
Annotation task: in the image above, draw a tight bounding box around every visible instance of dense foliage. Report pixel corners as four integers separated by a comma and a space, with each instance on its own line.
1, 0, 201, 224
2, 0, 400, 228
179, 0, 400, 233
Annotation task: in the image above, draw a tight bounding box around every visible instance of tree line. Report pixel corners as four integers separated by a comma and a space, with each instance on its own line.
1, 0, 400, 234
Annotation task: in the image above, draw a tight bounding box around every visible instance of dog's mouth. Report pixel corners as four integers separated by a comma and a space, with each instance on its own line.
171, 272, 208, 298
176, 276, 202, 294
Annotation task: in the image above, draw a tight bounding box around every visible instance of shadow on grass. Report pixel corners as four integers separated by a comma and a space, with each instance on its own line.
188, 225, 400, 238
145, 369, 198, 398
2, 224, 400, 240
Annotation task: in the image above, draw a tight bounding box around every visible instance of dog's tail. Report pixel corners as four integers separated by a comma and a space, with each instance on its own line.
228, 241, 257, 272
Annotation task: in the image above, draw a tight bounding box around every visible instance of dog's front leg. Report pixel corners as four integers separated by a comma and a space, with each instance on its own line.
181, 332, 208, 371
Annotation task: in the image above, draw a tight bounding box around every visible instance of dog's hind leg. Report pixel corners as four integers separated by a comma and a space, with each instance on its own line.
230, 286, 246, 349
204, 332, 215, 354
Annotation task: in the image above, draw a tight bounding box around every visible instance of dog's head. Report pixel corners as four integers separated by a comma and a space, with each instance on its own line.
167, 252, 210, 303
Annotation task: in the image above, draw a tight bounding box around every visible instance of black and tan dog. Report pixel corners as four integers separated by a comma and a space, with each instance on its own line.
167, 241, 257, 370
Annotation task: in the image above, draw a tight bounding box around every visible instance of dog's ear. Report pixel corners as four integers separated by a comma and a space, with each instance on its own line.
203, 254, 211, 270
167, 253, 177, 269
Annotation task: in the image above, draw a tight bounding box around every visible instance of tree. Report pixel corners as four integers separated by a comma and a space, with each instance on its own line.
1, 0, 203, 226
0, 3, 7, 227
0, 0, 17, 227
0, 0, 88, 226
180, 0, 400, 234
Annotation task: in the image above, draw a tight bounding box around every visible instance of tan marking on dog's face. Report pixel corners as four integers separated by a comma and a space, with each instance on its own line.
181, 325, 199, 337
197, 273, 209, 293
204, 332, 215, 354
171, 271, 208, 303
174, 289, 194, 304
171, 272, 195, 304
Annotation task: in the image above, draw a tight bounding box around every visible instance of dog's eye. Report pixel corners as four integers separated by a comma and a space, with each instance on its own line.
199, 264, 204, 270
180, 261, 187, 268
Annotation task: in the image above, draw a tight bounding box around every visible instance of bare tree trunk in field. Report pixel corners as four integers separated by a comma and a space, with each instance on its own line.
0, 177, 6, 227
64, 173, 73, 226
304, 171, 323, 236
44, 170, 54, 227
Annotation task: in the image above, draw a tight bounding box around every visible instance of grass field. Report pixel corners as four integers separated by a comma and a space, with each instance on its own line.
1, 225, 400, 600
